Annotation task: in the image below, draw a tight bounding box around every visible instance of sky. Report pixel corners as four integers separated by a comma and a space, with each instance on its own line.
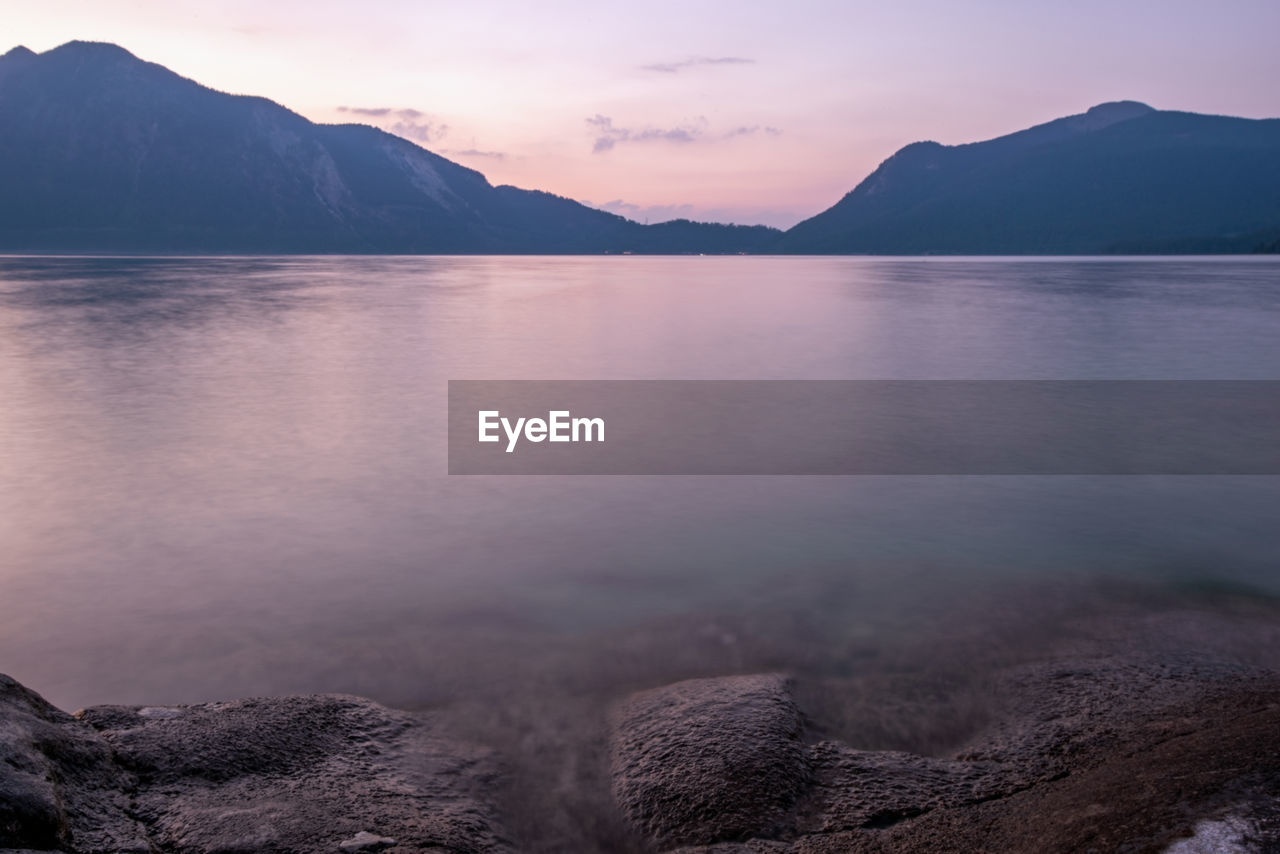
4, 0, 1280, 228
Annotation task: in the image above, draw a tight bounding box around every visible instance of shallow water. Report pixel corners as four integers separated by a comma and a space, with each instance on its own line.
2, 255, 1279, 711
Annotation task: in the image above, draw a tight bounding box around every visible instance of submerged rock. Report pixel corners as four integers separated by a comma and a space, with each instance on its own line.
7, 605, 1280, 853
337, 830, 397, 851
607, 607, 1280, 854
1163, 816, 1258, 854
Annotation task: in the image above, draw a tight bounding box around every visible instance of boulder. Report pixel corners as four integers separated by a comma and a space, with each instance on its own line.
1, 674, 511, 853
0, 674, 148, 852
78, 694, 512, 853
609, 674, 809, 848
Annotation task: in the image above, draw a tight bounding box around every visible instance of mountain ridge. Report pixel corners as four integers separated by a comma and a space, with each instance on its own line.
779, 101, 1280, 254
2, 41, 1279, 254
0, 41, 778, 253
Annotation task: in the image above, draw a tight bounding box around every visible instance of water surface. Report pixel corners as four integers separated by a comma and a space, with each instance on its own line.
2, 255, 1279, 711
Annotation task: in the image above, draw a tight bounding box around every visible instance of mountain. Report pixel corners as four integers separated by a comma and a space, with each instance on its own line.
5, 43, 1278, 256
779, 101, 1280, 254
0, 42, 778, 253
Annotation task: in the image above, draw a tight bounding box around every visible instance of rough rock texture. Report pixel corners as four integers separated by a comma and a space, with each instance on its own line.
337, 831, 397, 852
609, 674, 809, 848
8, 601, 1280, 853
609, 609, 1280, 853
2, 677, 511, 854
777, 680, 1280, 853
0, 675, 148, 853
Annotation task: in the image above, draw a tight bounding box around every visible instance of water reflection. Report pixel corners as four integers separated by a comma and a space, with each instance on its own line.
1, 256, 1279, 712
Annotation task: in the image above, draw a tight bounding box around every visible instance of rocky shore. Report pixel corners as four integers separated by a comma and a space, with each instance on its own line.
5, 598, 1280, 853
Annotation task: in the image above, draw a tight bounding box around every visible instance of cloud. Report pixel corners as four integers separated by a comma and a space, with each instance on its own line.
586, 116, 782, 152
337, 107, 448, 144
641, 56, 754, 74
389, 118, 448, 144
338, 106, 396, 117
587, 114, 706, 153
724, 125, 783, 138
443, 148, 507, 161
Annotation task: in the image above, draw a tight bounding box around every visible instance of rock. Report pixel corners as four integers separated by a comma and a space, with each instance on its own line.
2, 673, 511, 853
609, 674, 810, 848
337, 830, 397, 851
791, 742, 1022, 837
0, 674, 149, 853
1163, 816, 1257, 854
8, 602, 1280, 854
0, 767, 62, 851
78, 694, 513, 853
618, 609, 1280, 854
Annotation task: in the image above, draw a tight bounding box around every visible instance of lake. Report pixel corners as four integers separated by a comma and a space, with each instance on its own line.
2, 255, 1279, 713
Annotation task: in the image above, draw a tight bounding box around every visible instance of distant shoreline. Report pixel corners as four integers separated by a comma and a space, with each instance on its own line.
2, 250, 1279, 258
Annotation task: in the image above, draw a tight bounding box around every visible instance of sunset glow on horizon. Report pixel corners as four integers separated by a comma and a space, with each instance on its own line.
5, 0, 1280, 228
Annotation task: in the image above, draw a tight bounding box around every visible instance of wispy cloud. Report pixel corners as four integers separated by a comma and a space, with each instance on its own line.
586, 116, 782, 152
338, 106, 398, 118
587, 114, 707, 153
725, 125, 783, 138
443, 148, 507, 161
337, 107, 448, 144
641, 56, 754, 74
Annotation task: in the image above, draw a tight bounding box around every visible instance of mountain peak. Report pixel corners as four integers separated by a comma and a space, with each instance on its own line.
1, 45, 36, 61
0, 41, 780, 253
781, 101, 1280, 254
44, 40, 140, 62
1082, 100, 1156, 127
1086, 100, 1154, 115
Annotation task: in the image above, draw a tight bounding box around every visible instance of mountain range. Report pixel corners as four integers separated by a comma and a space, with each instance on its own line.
2, 41, 1279, 254
0, 42, 776, 253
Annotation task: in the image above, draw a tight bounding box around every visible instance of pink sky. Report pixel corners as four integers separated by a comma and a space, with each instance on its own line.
5, 0, 1280, 227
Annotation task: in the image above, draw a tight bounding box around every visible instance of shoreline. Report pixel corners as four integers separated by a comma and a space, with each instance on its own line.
5, 595, 1280, 853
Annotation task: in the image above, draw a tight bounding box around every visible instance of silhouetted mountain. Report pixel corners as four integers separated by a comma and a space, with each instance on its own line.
0, 42, 778, 253
779, 101, 1280, 254
7, 43, 1278, 256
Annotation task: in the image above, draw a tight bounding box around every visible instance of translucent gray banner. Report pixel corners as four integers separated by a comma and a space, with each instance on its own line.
447, 381, 1280, 474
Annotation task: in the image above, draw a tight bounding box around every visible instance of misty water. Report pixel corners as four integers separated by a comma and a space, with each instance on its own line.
2, 255, 1280, 715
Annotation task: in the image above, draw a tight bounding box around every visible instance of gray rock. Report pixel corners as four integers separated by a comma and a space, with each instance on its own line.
337, 830, 397, 851
9, 603, 1280, 854
79, 694, 512, 853
2, 673, 511, 853
1163, 816, 1258, 854
792, 742, 1022, 837
0, 674, 149, 853
668, 620, 1280, 854
609, 673, 810, 848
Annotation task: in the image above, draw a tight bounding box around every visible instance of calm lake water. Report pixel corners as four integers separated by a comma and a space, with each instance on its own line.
2, 255, 1280, 712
